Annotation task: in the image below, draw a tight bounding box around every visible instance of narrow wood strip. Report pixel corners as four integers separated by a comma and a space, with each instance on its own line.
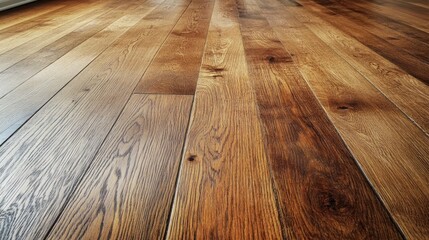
0, 12, 147, 144
288, 7, 429, 133
296, 0, 429, 85
0, 1, 189, 238
350, 0, 429, 32
47, 94, 192, 239
0, 1, 119, 73
0, 0, 145, 97
265, 3, 429, 239
167, 0, 283, 238
134, 0, 214, 95
0, 1, 100, 55
309, 0, 429, 63
0, 2, 65, 31
237, 0, 402, 238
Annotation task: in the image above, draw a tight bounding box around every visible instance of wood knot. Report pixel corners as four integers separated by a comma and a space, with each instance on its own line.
187, 155, 197, 161
267, 56, 276, 63
337, 106, 349, 110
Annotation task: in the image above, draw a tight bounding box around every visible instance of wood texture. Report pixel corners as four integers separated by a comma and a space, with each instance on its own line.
237, 0, 402, 238
295, 0, 429, 86
0, 1, 189, 238
167, 0, 283, 238
48, 94, 192, 239
0, 0, 428, 238
0, 7, 152, 145
286, 6, 429, 133
266, 2, 429, 238
0, 1, 100, 55
134, 0, 214, 95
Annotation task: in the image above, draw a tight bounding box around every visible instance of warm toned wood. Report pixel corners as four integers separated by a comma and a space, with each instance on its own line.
0, 1, 65, 31
166, 0, 283, 238
0, 1, 189, 238
287, 7, 429, 134
0, 1, 116, 73
0, 0, 146, 98
134, 0, 214, 95
0, 0, 428, 238
48, 94, 192, 239
295, 0, 429, 86
350, 0, 429, 33
237, 0, 402, 238
309, 0, 429, 63
0, 1, 101, 55
265, 2, 429, 238
0, 7, 155, 144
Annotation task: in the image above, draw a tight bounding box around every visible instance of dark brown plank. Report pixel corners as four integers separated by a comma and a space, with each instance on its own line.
295, 0, 429, 85
266, 2, 429, 238
134, 0, 214, 95
166, 0, 283, 238
237, 0, 403, 238
48, 94, 192, 239
308, 0, 429, 63
0, 1, 189, 238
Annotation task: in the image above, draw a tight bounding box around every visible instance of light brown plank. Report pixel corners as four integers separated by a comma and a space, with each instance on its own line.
0, 0, 189, 238
0, 0, 147, 98
265, 3, 429, 239
134, 0, 214, 95
0, 9, 151, 144
0, 1, 117, 73
166, 0, 283, 238
48, 94, 192, 239
237, 0, 403, 238
0, 2, 65, 31
0, 1, 102, 55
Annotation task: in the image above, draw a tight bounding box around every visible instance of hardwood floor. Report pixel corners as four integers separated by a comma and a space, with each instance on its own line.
0, 0, 427, 239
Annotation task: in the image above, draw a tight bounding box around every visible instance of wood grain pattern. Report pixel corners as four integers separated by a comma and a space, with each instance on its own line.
287, 7, 429, 134
48, 94, 192, 239
0, 11, 116, 96
0, 0, 427, 238
296, 0, 429, 85
0, 9, 151, 145
134, 0, 214, 95
0, 1, 100, 55
0, 1, 116, 73
0, 2, 65, 31
266, 3, 429, 238
167, 0, 283, 238
237, 0, 402, 238
0, 1, 189, 238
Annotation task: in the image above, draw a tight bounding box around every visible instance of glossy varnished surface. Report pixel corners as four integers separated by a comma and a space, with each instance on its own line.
0, 0, 427, 239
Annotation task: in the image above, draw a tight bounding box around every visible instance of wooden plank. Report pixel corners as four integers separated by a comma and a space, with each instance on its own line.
308, 0, 429, 63
0, 0, 145, 97
237, 0, 403, 238
0, 0, 101, 55
0, 2, 65, 31
294, 0, 429, 85
134, 0, 214, 95
265, 3, 429, 239
0, 1, 117, 73
47, 94, 192, 239
287, 7, 429, 133
166, 0, 283, 238
0, 1, 189, 238
350, 0, 429, 33
0, 7, 155, 145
